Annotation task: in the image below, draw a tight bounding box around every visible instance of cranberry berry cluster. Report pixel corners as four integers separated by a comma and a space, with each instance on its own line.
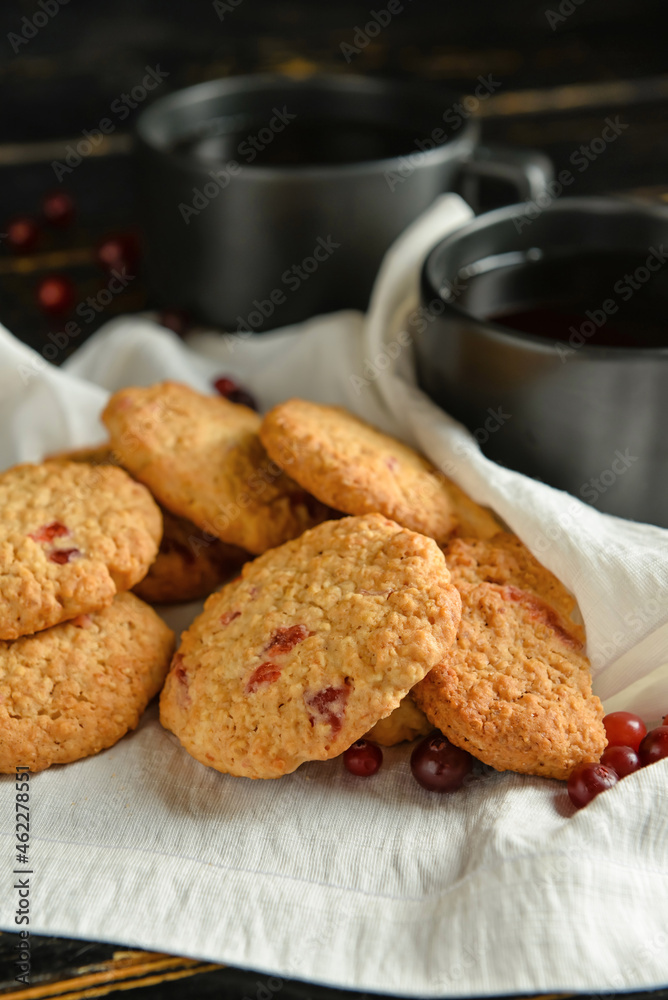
342, 709, 668, 806
568, 710, 668, 809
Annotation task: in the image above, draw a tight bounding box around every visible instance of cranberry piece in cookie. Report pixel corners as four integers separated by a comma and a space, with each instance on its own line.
221, 610, 241, 626
266, 624, 312, 654
48, 547, 81, 564
304, 684, 351, 736
246, 662, 282, 694
29, 521, 70, 543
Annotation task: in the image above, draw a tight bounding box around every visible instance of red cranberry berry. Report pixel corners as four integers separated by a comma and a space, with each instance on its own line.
6, 216, 40, 253
95, 233, 139, 274
567, 761, 619, 809
42, 190, 75, 228
638, 726, 668, 767
343, 740, 383, 777
158, 307, 190, 338
603, 711, 647, 752
600, 744, 640, 778
213, 376, 257, 411
29, 521, 69, 543
410, 733, 473, 792
36, 274, 76, 316
49, 547, 80, 564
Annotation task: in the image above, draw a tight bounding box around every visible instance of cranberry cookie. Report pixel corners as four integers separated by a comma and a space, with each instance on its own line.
0, 592, 174, 772
160, 514, 461, 778
134, 507, 247, 604
413, 534, 606, 780
365, 695, 432, 746
260, 399, 499, 543
0, 460, 161, 640
102, 382, 329, 555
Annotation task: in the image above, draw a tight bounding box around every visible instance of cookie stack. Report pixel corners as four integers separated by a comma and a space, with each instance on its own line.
1, 380, 607, 782
0, 460, 174, 772
103, 382, 604, 781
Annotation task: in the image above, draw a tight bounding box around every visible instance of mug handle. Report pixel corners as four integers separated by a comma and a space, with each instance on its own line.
457, 143, 554, 210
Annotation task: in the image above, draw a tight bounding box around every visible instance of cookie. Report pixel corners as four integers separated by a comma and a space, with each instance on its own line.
0, 592, 174, 772
445, 480, 504, 540
160, 513, 461, 779
134, 508, 248, 604
47, 442, 121, 466
102, 382, 330, 555
365, 695, 432, 747
444, 532, 577, 619
413, 535, 606, 780
50, 442, 247, 603
260, 399, 498, 543
0, 461, 162, 641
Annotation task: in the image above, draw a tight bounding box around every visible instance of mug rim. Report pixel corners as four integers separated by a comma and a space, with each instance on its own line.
421, 194, 668, 358
134, 72, 480, 179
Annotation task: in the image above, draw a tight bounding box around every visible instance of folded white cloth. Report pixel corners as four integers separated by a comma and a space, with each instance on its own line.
1, 194, 667, 997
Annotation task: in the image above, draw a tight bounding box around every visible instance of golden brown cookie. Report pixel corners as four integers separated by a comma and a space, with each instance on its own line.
365, 695, 432, 746
445, 480, 504, 540
260, 399, 498, 543
445, 533, 576, 619
49, 442, 247, 603
47, 442, 120, 466
102, 382, 329, 555
413, 535, 605, 780
160, 513, 461, 779
0, 461, 162, 641
0, 592, 174, 772
134, 508, 247, 604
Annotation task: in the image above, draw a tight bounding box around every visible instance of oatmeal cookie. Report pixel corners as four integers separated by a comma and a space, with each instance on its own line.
160, 514, 461, 778
413, 534, 605, 780
0, 592, 174, 772
365, 695, 432, 746
260, 399, 498, 543
0, 461, 162, 640
102, 382, 329, 555
134, 508, 247, 604
445, 480, 504, 540
47, 442, 120, 466
444, 533, 576, 619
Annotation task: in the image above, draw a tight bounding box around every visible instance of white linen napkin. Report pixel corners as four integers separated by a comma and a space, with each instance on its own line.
1, 194, 667, 997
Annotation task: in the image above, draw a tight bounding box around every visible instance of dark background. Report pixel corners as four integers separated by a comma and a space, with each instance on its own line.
1, 2, 667, 997
0, 0, 667, 357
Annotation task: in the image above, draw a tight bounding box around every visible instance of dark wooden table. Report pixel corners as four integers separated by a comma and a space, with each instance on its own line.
0, 934, 666, 1000
1, 933, 668, 1000
1, 2, 667, 996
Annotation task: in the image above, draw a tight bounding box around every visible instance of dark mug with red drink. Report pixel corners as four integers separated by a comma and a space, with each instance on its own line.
416, 196, 668, 527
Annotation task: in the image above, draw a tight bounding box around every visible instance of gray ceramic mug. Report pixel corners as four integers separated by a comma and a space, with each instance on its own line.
417, 196, 668, 527
134, 74, 552, 331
